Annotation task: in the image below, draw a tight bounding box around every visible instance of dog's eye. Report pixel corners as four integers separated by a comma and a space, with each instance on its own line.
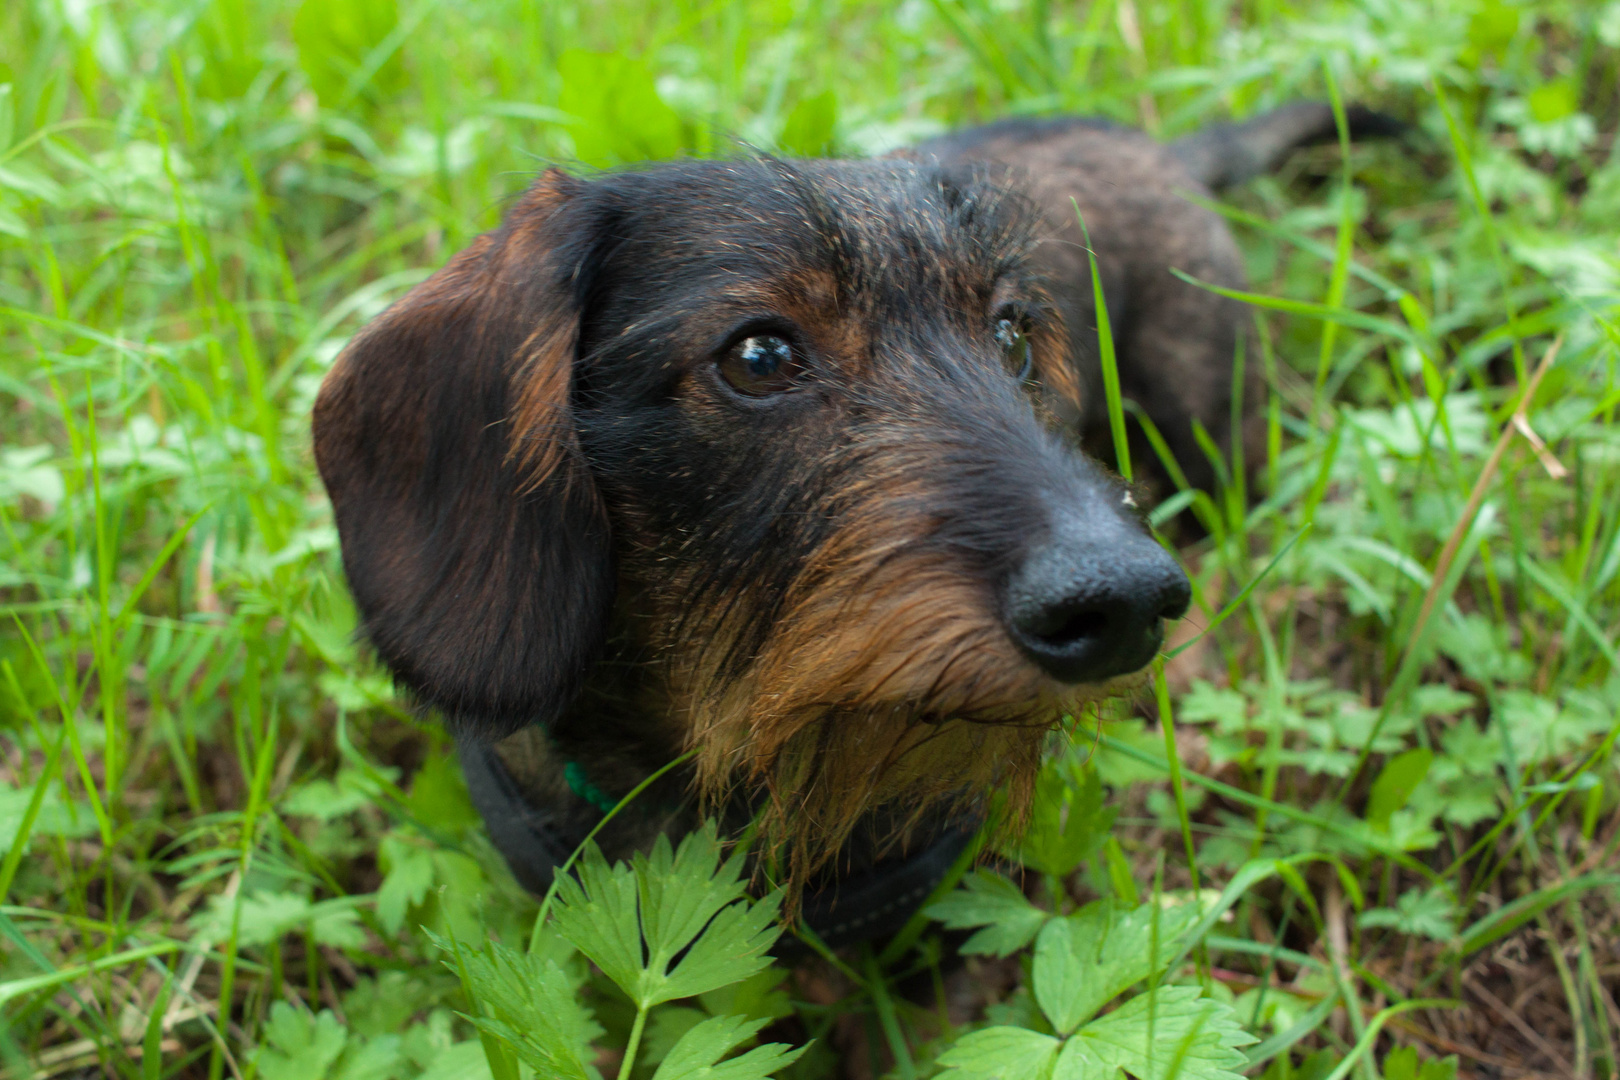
995, 317, 1033, 382
718, 334, 804, 396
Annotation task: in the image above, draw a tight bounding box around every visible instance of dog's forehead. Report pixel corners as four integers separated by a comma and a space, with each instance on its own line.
594, 158, 1037, 297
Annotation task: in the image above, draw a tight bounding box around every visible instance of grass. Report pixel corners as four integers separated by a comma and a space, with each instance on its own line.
2, 0, 1619, 1077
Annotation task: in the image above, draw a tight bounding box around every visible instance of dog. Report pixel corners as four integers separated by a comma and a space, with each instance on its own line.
313, 102, 1396, 945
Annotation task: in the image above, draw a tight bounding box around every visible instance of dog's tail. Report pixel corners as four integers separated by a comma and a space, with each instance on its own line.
1170, 102, 1405, 191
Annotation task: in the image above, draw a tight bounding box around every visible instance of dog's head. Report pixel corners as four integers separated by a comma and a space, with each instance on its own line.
313, 159, 1189, 875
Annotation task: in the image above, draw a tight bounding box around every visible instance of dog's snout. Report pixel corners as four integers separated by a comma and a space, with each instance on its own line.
1003, 505, 1190, 684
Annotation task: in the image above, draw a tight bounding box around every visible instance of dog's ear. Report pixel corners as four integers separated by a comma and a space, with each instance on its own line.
313, 169, 611, 741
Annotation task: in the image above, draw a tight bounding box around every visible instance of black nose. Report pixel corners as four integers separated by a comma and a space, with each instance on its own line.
1003, 505, 1191, 684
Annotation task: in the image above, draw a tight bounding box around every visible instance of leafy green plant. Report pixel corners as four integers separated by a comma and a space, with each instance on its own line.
450, 822, 803, 1080
934, 899, 1254, 1080
254, 1003, 408, 1080
1379, 1046, 1457, 1080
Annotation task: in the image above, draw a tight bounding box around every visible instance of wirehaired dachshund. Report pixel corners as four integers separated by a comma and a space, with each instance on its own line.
313, 103, 1397, 944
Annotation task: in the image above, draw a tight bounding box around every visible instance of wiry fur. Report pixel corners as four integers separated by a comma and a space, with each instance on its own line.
313, 106, 1391, 901
551, 159, 1093, 882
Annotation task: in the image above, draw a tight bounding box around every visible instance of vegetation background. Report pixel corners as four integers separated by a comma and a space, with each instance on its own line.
2, 0, 1618, 1077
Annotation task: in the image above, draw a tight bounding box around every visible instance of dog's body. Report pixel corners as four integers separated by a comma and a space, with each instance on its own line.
314, 104, 1393, 942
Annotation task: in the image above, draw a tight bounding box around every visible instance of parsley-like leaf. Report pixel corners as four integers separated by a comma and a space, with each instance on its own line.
376, 835, 436, 935
253, 1003, 406, 1080
939, 990, 1253, 1080
935, 1026, 1064, 1080
1055, 986, 1255, 1080
189, 892, 365, 951
1358, 885, 1458, 942
1012, 759, 1116, 877
926, 870, 1050, 958
1034, 900, 1204, 1034
651, 1014, 805, 1080
454, 938, 600, 1080
254, 1005, 349, 1080
549, 821, 782, 1010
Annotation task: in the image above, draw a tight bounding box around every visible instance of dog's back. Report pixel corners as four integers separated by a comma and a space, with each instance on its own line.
917, 104, 1399, 495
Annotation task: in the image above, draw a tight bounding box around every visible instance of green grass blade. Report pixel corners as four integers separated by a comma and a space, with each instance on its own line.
1074, 198, 1131, 482
1456, 873, 1620, 957
1165, 524, 1310, 659
0, 725, 66, 904
0, 942, 178, 1008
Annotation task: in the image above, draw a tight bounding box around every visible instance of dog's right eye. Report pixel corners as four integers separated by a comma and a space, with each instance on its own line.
995, 317, 1033, 382
717, 334, 804, 396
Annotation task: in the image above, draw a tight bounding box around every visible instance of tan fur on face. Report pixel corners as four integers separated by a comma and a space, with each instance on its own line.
1027, 315, 1083, 418
667, 461, 1111, 891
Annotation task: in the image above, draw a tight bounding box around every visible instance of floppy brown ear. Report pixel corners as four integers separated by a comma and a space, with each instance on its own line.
313, 170, 611, 740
